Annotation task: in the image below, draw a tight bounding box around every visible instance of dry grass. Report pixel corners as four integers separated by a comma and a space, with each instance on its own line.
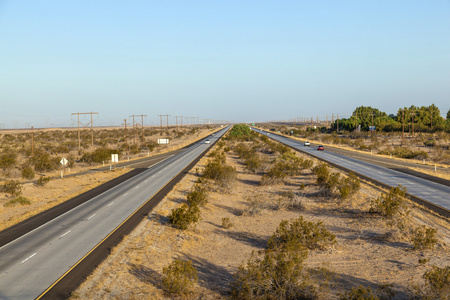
73, 137, 450, 299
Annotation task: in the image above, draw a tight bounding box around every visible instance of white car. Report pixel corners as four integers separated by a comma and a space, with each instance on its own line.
304, 141, 310, 146
205, 139, 210, 144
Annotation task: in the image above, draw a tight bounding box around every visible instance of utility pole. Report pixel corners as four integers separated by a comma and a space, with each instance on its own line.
31, 126, 34, 156
140, 115, 146, 143
71, 112, 99, 153
122, 119, 130, 155
175, 116, 183, 127
337, 114, 339, 133
158, 115, 170, 129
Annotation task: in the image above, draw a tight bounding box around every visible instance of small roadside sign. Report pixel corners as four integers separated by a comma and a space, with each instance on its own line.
111, 154, 119, 163
60, 158, 68, 165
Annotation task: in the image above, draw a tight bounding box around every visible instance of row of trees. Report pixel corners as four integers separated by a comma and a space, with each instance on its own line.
334, 104, 450, 133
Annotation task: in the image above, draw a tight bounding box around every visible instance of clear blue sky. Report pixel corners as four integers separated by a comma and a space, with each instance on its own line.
1, 1, 449, 128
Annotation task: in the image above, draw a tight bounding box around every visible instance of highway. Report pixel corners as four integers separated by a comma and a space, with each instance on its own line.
253, 128, 450, 212
0, 127, 229, 300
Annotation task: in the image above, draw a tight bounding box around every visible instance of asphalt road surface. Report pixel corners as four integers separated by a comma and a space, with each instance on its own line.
253, 128, 450, 212
0, 127, 229, 300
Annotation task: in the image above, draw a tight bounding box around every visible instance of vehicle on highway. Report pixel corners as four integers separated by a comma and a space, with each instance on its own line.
317, 145, 324, 151
205, 139, 210, 144
304, 141, 310, 146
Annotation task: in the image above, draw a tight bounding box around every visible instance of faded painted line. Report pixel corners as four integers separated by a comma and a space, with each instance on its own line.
60, 231, 71, 238
21, 253, 36, 264
108, 202, 114, 206
88, 214, 96, 220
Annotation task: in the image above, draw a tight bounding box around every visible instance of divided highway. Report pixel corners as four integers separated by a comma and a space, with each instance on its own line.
253, 128, 450, 214
0, 127, 229, 300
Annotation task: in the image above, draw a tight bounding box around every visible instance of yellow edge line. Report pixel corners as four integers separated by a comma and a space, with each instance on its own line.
37, 128, 223, 299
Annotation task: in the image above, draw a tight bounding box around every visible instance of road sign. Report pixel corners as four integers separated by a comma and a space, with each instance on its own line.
60, 158, 68, 165
111, 154, 119, 163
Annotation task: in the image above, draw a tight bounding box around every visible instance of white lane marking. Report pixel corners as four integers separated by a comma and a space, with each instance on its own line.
124, 154, 174, 168
144, 179, 148, 183
60, 230, 71, 238
123, 193, 128, 197
151, 175, 155, 178
108, 202, 114, 206
21, 253, 36, 264
135, 185, 139, 189
88, 214, 96, 220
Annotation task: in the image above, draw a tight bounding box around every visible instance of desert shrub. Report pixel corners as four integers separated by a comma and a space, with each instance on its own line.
411, 265, 450, 300
260, 161, 291, 185
277, 191, 307, 211
36, 176, 51, 187
410, 225, 438, 250
1, 180, 22, 197
80, 147, 120, 165
202, 158, 236, 188
339, 285, 377, 300
67, 154, 75, 168
391, 147, 428, 160
369, 185, 406, 218
267, 216, 336, 251
339, 284, 396, 300
242, 194, 271, 216
338, 172, 361, 199
312, 163, 330, 185
235, 143, 253, 159
4, 196, 31, 207
222, 217, 234, 229
300, 159, 314, 170
420, 265, 450, 299
245, 154, 263, 173
168, 203, 201, 230
162, 259, 198, 295
32, 149, 59, 172
21, 164, 35, 180
325, 172, 341, 193
0, 150, 17, 170
231, 249, 316, 300
186, 184, 208, 207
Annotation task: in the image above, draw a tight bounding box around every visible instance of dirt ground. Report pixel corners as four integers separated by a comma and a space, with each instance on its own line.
71, 139, 450, 299
0, 127, 217, 231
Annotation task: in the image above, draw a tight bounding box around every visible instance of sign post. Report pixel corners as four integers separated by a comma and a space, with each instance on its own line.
60, 157, 68, 178
111, 154, 119, 170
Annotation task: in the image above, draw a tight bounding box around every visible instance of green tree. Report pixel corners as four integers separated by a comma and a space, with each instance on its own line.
230, 124, 252, 138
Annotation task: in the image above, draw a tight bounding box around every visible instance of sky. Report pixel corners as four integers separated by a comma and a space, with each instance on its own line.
1, 1, 449, 128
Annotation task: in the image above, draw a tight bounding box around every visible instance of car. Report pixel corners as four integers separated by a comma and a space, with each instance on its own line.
205, 139, 210, 144
317, 145, 324, 151
304, 141, 310, 146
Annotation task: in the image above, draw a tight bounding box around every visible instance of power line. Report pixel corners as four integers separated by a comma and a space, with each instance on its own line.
71, 112, 99, 153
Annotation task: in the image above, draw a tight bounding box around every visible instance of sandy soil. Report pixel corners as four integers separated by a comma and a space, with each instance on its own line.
0, 127, 219, 231
72, 139, 450, 299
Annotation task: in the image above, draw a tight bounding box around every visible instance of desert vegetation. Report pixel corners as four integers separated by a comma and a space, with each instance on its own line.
258, 104, 450, 165
0, 125, 219, 230
73, 124, 450, 299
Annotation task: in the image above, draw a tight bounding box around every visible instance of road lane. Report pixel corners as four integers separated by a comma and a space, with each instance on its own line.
253, 128, 450, 212
0, 127, 229, 300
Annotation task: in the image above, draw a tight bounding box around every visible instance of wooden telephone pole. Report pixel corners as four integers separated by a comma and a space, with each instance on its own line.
122, 119, 130, 155
159, 115, 170, 129
71, 112, 99, 153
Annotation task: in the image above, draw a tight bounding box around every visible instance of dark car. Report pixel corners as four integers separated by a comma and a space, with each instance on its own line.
317, 145, 324, 151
